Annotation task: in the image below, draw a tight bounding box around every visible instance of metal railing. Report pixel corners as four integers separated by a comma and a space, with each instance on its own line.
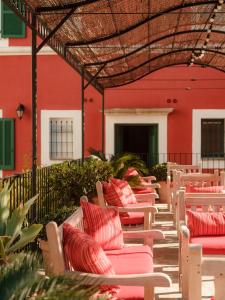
109, 152, 225, 170
0, 160, 82, 223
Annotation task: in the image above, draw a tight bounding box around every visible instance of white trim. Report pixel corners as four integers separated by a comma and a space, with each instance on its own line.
105, 108, 173, 163
0, 38, 9, 47
0, 46, 55, 55
192, 109, 225, 168
41, 110, 82, 166
0, 109, 2, 178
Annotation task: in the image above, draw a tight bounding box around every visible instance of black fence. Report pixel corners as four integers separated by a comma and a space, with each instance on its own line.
117, 152, 225, 170
0, 160, 82, 223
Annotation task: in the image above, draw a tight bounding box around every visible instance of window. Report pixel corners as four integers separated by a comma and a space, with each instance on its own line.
0, 118, 14, 170
201, 119, 224, 158
49, 118, 73, 160
1, 1, 26, 38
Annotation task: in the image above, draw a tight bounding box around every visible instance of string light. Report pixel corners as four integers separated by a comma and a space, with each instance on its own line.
189, 0, 224, 66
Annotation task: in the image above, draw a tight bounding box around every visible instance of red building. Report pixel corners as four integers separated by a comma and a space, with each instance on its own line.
1, 3, 225, 177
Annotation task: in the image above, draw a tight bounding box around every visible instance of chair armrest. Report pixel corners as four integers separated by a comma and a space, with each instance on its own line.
134, 183, 160, 189
179, 223, 190, 239
117, 206, 158, 214
135, 193, 158, 202
123, 230, 165, 240
65, 271, 171, 287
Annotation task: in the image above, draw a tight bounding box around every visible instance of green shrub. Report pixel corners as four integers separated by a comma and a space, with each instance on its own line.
150, 162, 167, 182
39, 205, 77, 240
48, 158, 112, 206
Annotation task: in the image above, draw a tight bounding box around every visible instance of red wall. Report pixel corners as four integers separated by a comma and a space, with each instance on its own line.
1, 50, 225, 175
0, 54, 102, 175
106, 66, 225, 159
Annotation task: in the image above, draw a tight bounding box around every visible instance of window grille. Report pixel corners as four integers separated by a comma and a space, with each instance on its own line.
201, 119, 224, 158
50, 118, 73, 160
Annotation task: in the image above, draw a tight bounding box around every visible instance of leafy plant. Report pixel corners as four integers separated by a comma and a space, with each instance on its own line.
49, 159, 112, 205
0, 183, 42, 264
88, 147, 107, 161
110, 153, 148, 179
150, 162, 167, 182
0, 252, 104, 300
39, 206, 77, 240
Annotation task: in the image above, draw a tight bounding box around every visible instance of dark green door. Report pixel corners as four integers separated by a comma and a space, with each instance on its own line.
115, 124, 158, 167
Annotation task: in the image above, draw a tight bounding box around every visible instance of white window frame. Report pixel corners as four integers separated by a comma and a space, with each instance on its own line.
0, 109, 2, 178
105, 108, 173, 164
192, 109, 225, 168
41, 110, 82, 166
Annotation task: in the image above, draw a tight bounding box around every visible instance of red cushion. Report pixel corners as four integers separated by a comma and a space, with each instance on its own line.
111, 178, 137, 204
187, 210, 225, 237
102, 181, 124, 207
132, 188, 154, 194
124, 167, 139, 178
105, 245, 153, 300
81, 200, 124, 250
105, 245, 153, 274
120, 212, 144, 225
186, 185, 225, 193
116, 286, 144, 299
190, 235, 225, 255
63, 223, 115, 274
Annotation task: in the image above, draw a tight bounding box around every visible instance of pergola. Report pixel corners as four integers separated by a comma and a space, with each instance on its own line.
4, 0, 225, 197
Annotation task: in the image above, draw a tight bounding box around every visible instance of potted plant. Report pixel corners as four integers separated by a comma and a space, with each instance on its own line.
150, 162, 169, 203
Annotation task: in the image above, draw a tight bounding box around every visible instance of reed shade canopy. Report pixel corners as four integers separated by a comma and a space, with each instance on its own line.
5, 0, 225, 91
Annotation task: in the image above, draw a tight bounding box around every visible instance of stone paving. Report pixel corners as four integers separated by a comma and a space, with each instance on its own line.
153, 203, 214, 300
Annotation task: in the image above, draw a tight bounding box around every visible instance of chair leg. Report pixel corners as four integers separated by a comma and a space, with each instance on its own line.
144, 286, 154, 300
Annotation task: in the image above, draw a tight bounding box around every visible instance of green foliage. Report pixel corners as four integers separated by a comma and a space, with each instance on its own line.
0, 252, 103, 300
0, 183, 42, 264
88, 147, 107, 161
150, 162, 167, 182
49, 159, 112, 205
39, 206, 77, 240
110, 153, 148, 179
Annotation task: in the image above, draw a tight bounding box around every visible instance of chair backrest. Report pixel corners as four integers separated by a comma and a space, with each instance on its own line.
178, 189, 225, 224
167, 162, 202, 177
45, 200, 86, 275
96, 181, 107, 207
174, 170, 225, 194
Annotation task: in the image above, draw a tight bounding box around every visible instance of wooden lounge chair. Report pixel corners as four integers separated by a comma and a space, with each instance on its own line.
187, 244, 225, 300
172, 170, 225, 225
178, 190, 225, 299
39, 198, 171, 300
123, 167, 160, 194
96, 180, 158, 230
167, 163, 202, 214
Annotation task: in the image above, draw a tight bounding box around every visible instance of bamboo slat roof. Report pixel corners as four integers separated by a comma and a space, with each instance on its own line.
5, 0, 225, 92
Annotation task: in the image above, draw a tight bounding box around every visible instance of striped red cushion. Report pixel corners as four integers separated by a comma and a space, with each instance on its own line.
186, 185, 224, 193
187, 210, 225, 237
102, 181, 124, 207
63, 223, 115, 274
124, 167, 139, 178
81, 200, 124, 250
111, 178, 137, 204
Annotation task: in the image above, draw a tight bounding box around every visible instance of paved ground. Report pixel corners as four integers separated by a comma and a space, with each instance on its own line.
153, 203, 214, 300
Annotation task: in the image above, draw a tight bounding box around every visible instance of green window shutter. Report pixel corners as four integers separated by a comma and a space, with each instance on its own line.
1, 2, 26, 38
0, 118, 14, 170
